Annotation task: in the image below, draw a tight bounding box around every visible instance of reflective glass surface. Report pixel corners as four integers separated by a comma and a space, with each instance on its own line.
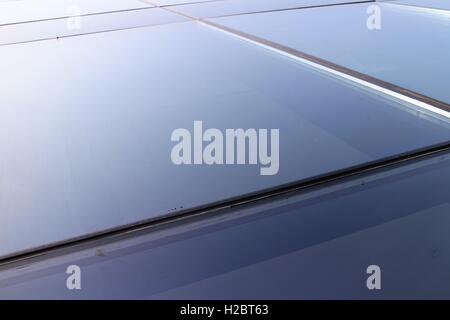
1, 20, 449, 258
0, 7, 187, 45
1, 150, 450, 299
171, 0, 366, 17
394, 0, 450, 11
211, 2, 450, 103
0, 0, 152, 25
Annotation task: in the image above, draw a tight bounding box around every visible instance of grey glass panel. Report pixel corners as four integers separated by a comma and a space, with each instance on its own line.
0, 8, 187, 46
171, 0, 366, 17
1, 150, 450, 299
393, 0, 450, 11
0, 21, 449, 258
211, 2, 450, 103
0, 0, 152, 25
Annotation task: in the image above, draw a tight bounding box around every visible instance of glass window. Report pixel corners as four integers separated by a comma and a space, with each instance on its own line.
2, 149, 450, 299
0, 0, 152, 25
211, 3, 450, 103
393, 0, 450, 11
1, 20, 449, 258
0, 7, 187, 46
171, 0, 366, 17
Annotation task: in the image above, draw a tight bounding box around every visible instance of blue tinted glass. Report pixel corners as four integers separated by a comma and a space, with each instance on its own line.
171, 0, 366, 17
211, 2, 450, 103
393, 0, 450, 11
0, 21, 449, 258
0, 8, 187, 45
1, 150, 450, 299
0, 0, 152, 25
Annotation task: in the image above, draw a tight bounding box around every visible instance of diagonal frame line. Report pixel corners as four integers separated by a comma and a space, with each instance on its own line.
1, 140, 450, 266
0, 5, 156, 27
155, 1, 450, 116
0, 19, 189, 47
199, 19, 450, 116
1, 0, 449, 265
183, 0, 376, 19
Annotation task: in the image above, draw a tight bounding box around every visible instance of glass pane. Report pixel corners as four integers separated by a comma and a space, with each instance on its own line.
1, 149, 450, 299
0, 8, 187, 45
393, 0, 450, 11
0, 0, 152, 25
1, 21, 449, 258
211, 2, 450, 103
171, 0, 366, 17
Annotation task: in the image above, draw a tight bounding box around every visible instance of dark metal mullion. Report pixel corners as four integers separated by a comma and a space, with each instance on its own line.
1, 140, 450, 266
200, 19, 450, 112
